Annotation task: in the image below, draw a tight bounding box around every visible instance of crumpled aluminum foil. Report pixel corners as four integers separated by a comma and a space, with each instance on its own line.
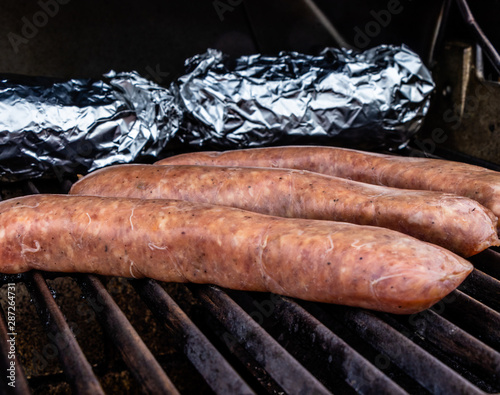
174, 45, 435, 150
0, 71, 181, 181
0, 45, 434, 181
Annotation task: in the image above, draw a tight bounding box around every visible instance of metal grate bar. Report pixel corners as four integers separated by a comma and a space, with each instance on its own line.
469, 249, 500, 281
75, 274, 179, 395
331, 307, 486, 395
382, 307, 500, 385
459, 269, 500, 312
437, 290, 500, 351
193, 285, 332, 395
132, 279, 256, 395
25, 271, 104, 395
201, 309, 286, 394
0, 304, 31, 394
269, 295, 408, 395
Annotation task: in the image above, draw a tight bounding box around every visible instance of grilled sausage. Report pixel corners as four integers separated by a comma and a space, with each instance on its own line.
0, 194, 472, 314
70, 164, 500, 257
155, 146, 500, 228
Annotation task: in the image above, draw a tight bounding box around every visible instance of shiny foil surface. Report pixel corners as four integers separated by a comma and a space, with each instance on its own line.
0, 45, 434, 181
174, 45, 434, 150
0, 71, 181, 181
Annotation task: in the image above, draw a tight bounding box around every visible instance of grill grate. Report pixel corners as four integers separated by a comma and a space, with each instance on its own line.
75, 275, 179, 395
1, 257, 500, 394
132, 279, 255, 394
25, 272, 104, 395
193, 285, 331, 395
1, 152, 500, 394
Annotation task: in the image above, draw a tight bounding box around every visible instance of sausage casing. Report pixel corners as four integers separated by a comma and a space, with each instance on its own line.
70, 164, 500, 257
155, 146, 500, 228
0, 195, 473, 314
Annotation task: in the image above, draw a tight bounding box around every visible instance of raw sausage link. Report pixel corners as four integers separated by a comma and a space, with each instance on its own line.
70, 164, 500, 257
0, 195, 472, 314
155, 146, 500, 229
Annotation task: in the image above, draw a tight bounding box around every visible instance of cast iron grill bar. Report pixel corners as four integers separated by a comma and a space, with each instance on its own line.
131, 278, 256, 395
436, 290, 500, 351
267, 294, 408, 395
469, 249, 500, 280
192, 284, 332, 395
329, 307, 486, 395
75, 274, 180, 395
200, 306, 287, 394
25, 271, 105, 395
458, 269, 500, 312
380, 307, 500, 384
0, 304, 31, 395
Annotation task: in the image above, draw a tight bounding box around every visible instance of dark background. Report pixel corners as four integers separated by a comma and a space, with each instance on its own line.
0, 0, 497, 80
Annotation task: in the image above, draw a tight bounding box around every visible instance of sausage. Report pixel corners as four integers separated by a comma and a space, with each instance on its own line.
70, 164, 500, 257
0, 194, 472, 314
155, 146, 500, 229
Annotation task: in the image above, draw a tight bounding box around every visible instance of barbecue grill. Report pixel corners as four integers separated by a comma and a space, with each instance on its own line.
1, 0, 500, 394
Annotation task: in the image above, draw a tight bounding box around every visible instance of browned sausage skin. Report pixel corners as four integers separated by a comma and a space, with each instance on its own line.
70, 164, 500, 257
155, 146, 500, 229
0, 195, 472, 314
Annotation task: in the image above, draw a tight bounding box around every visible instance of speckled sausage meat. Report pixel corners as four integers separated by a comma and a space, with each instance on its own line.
70, 164, 499, 257
155, 146, 500, 228
0, 195, 473, 314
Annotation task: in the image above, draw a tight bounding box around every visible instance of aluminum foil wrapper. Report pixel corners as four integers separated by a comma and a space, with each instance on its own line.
174, 45, 435, 150
0, 71, 181, 181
